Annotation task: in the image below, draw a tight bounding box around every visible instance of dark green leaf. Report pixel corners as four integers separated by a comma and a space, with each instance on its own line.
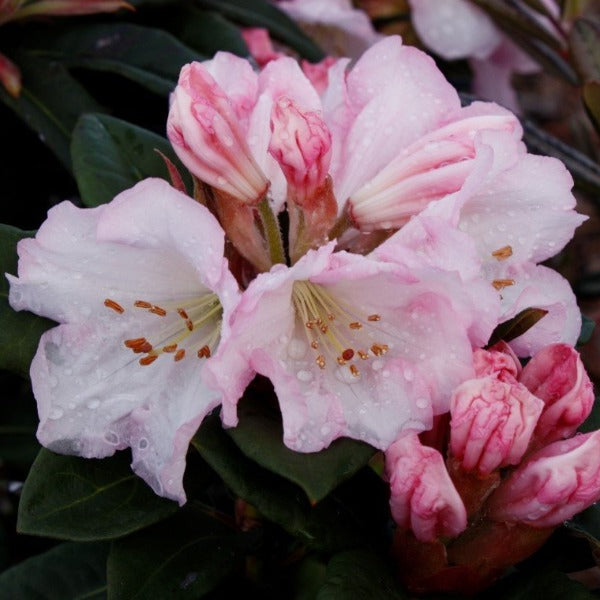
107, 506, 240, 600
196, 0, 324, 61
18, 449, 177, 541
23, 23, 201, 96
0, 542, 108, 600
292, 556, 328, 600
0, 52, 104, 170
168, 8, 249, 57
577, 314, 596, 346
193, 415, 386, 551
487, 307, 548, 346
570, 17, 600, 82
583, 80, 600, 132
316, 549, 407, 600
228, 397, 375, 504
566, 502, 600, 551
485, 568, 596, 599
0, 224, 54, 377
71, 113, 190, 207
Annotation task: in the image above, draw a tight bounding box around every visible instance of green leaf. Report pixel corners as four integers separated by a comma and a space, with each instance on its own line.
570, 17, 600, 82
107, 505, 240, 600
577, 314, 596, 346
0, 224, 54, 377
228, 396, 375, 504
23, 23, 201, 96
485, 568, 596, 599
0, 52, 104, 170
196, 0, 324, 61
316, 549, 407, 600
487, 307, 548, 347
168, 8, 249, 57
0, 542, 108, 600
566, 502, 600, 551
193, 415, 387, 552
18, 449, 177, 541
71, 113, 190, 207
583, 80, 600, 133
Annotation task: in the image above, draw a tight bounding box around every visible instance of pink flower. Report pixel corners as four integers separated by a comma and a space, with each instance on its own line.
386, 434, 467, 542
275, 0, 383, 58
7, 179, 240, 505
488, 431, 600, 527
450, 376, 544, 475
472, 341, 521, 380
520, 343, 594, 446
407, 0, 558, 111
241, 28, 285, 67
206, 239, 491, 452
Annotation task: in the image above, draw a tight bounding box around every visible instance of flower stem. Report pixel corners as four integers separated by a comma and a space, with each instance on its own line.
258, 198, 286, 266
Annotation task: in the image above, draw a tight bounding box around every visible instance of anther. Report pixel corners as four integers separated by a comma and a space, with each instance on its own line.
139, 354, 158, 366
185, 319, 194, 331
358, 350, 369, 360
134, 341, 153, 354
337, 356, 346, 366
306, 321, 314, 329
316, 355, 326, 369
104, 299, 124, 314
492, 245, 513, 260
134, 300, 152, 309
320, 324, 329, 334
327, 314, 335, 321
368, 314, 381, 322
371, 344, 388, 356
342, 349, 355, 361
492, 279, 516, 290
350, 365, 360, 377
197, 345, 211, 359
150, 305, 167, 316
311, 341, 319, 349
174, 349, 186, 361
124, 337, 147, 349
177, 308, 189, 319
163, 344, 178, 353
349, 322, 362, 330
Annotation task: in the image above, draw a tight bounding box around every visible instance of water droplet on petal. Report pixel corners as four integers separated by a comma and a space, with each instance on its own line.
48, 407, 64, 420
138, 438, 148, 450
297, 370, 313, 382
87, 399, 101, 410
104, 431, 119, 445
287, 339, 307, 359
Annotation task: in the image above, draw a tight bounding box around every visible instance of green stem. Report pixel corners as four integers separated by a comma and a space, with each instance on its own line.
258, 198, 286, 266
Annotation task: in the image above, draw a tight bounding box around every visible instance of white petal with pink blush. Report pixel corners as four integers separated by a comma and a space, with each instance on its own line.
8, 179, 240, 505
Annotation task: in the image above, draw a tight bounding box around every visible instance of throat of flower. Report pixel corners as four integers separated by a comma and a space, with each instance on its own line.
291, 281, 388, 379
104, 292, 222, 366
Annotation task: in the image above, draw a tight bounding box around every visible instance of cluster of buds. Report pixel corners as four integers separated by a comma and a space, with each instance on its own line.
385, 341, 598, 595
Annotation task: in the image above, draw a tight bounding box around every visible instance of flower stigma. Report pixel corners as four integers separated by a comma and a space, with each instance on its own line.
291, 281, 389, 379
104, 292, 222, 366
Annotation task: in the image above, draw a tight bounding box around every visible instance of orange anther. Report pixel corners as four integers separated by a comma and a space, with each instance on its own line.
316, 355, 326, 369
350, 364, 360, 377
371, 344, 388, 356
310, 341, 319, 349
134, 341, 153, 354
150, 305, 167, 316
349, 322, 362, 330
342, 348, 355, 361
368, 314, 381, 322
174, 349, 186, 361
358, 350, 369, 360
197, 345, 211, 359
492, 245, 513, 260
139, 354, 158, 366
134, 300, 152, 309
124, 337, 146, 349
185, 319, 194, 331
177, 308, 189, 319
104, 299, 124, 314
163, 344, 178, 353
492, 279, 516, 290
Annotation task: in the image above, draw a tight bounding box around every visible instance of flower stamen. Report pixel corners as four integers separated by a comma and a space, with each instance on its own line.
104, 298, 124, 313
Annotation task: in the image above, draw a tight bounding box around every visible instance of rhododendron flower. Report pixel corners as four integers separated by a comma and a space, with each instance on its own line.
407, 0, 560, 111
276, 0, 383, 58
207, 236, 497, 452
7, 179, 239, 504
386, 434, 467, 542
488, 431, 600, 527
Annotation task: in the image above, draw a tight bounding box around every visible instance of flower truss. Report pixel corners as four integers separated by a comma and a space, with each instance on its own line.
8, 35, 595, 578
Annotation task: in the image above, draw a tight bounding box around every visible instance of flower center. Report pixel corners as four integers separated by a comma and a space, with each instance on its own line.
104, 293, 222, 366
291, 281, 388, 378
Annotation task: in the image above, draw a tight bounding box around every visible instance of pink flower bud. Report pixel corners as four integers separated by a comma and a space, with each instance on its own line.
519, 344, 594, 446
488, 431, 600, 527
386, 434, 467, 542
301, 57, 338, 95
167, 62, 269, 205
241, 28, 284, 67
450, 377, 544, 475
472, 341, 521, 380
269, 96, 332, 205
0, 52, 21, 98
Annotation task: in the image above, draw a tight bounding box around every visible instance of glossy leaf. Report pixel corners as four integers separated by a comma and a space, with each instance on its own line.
22, 23, 201, 96
487, 307, 548, 347
0, 52, 104, 170
196, 0, 324, 61
0, 224, 53, 377
583, 81, 600, 133
193, 415, 387, 552
18, 449, 177, 541
570, 17, 600, 82
228, 396, 375, 504
316, 549, 406, 600
577, 314, 596, 346
107, 506, 240, 600
168, 7, 249, 57
566, 502, 600, 551
0, 542, 108, 600
71, 113, 191, 207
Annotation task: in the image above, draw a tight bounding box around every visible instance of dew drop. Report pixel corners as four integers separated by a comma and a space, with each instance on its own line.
372, 360, 383, 371
104, 431, 119, 445
48, 407, 64, 420
416, 398, 428, 409
87, 399, 101, 410
138, 438, 149, 450
297, 370, 313, 382
287, 339, 306, 359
